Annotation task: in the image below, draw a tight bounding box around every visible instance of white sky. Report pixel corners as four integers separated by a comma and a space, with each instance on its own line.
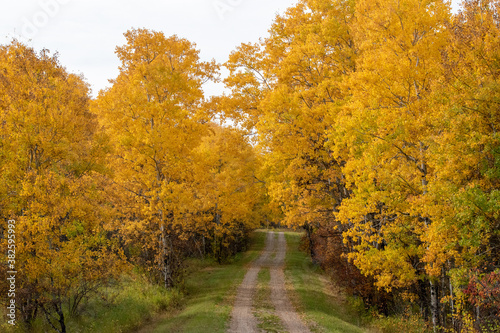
1, 0, 462, 98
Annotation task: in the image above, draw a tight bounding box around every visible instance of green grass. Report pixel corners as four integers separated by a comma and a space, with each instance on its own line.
2, 231, 266, 333
72, 275, 182, 333
2, 274, 182, 333
283, 231, 433, 333
372, 312, 430, 333
143, 229, 268, 333
283, 231, 371, 333
1, 229, 429, 333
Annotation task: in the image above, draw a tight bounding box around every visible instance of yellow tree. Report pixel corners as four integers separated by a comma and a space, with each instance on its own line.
223, 0, 356, 255
0, 42, 125, 332
93, 29, 218, 287
193, 125, 263, 262
422, 0, 500, 325
332, 0, 451, 328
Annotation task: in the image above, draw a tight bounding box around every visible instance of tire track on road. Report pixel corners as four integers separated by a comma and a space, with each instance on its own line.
270, 232, 311, 333
228, 231, 311, 333
228, 232, 275, 333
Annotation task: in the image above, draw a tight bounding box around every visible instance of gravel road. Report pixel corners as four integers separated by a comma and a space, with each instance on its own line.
228, 231, 310, 333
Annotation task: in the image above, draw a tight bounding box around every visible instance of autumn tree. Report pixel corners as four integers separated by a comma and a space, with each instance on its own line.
424, 0, 500, 328
0, 41, 125, 332
193, 125, 264, 262
93, 29, 219, 287
221, 0, 500, 330
329, 0, 452, 328
223, 0, 356, 256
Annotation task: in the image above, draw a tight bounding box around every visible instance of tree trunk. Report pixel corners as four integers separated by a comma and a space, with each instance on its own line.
56, 303, 66, 333
202, 235, 206, 258
159, 224, 173, 289
430, 279, 439, 332
449, 274, 455, 329
42, 302, 66, 333
304, 223, 316, 260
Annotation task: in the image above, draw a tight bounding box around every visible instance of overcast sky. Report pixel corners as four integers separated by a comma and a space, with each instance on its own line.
1, 0, 462, 98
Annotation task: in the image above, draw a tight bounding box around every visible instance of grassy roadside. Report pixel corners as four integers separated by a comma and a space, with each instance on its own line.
283, 231, 372, 333
141, 229, 267, 333
283, 231, 431, 333
2, 230, 266, 333
2, 273, 182, 333
3, 230, 426, 333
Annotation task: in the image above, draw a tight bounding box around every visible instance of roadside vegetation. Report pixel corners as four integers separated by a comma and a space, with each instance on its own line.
138, 230, 267, 333
2, 232, 265, 333
2, 274, 180, 333
285, 231, 433, 333
284, 231, 369, 333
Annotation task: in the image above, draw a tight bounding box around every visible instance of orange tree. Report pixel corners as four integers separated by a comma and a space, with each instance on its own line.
193, 124, 264, 262
331, 0, 452, 328
425, 0, 500, 328
222, 0, 356, 253
93, 28, 244, 287
0, 42, 125, 332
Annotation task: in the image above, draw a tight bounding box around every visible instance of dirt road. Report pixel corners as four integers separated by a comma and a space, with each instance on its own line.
228, 231, 311, 333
